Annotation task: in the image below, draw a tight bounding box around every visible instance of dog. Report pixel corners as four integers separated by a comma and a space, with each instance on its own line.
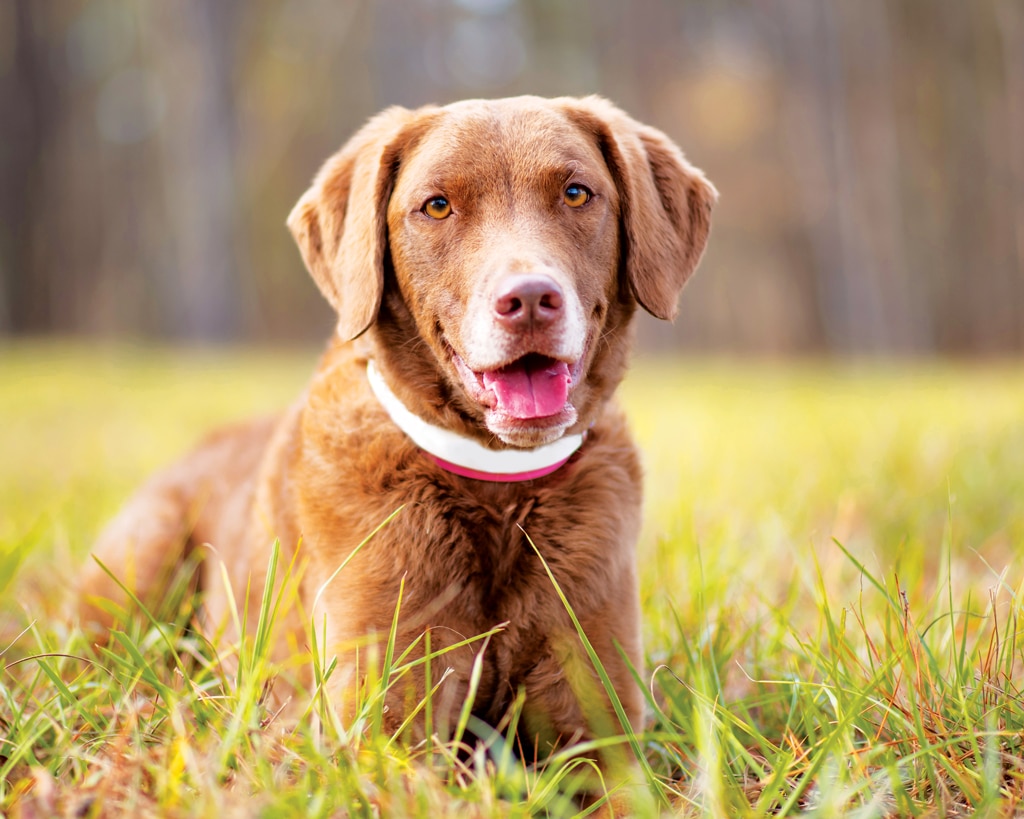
78, 95, 715, 757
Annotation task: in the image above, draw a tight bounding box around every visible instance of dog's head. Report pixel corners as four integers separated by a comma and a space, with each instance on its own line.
289, 96, 716, 448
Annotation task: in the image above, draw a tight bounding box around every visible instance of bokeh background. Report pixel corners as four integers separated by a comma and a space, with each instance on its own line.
2, 0, 1022, 354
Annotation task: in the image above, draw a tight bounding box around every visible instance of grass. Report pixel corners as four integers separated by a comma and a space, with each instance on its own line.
2, 340, 1024, 816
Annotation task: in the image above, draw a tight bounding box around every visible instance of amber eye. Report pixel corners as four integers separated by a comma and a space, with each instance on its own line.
423, 196, 452, 219
563, 184, 591, 208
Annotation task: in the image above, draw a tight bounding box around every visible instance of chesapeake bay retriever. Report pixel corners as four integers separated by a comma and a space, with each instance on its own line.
78, 95, 716, 756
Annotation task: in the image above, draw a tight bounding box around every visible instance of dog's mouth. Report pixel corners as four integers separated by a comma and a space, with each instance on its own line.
451, 349, 582, 441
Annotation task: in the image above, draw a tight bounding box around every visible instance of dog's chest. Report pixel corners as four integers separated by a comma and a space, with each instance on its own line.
401, 487, 568, 618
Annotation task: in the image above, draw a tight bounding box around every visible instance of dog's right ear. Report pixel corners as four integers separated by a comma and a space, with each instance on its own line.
288, 106, 435, 340
563, 96, 717, 322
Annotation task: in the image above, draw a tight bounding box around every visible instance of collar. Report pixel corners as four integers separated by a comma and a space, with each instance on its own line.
366, 360, 584, 482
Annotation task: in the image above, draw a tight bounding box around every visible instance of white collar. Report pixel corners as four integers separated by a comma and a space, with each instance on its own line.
366, 360, 584, 482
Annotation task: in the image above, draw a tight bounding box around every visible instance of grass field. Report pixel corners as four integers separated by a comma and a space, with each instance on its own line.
2, 341, 1024, 817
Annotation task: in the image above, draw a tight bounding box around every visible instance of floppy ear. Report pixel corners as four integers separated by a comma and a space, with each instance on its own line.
565, 96, 718, 320
287, 106, 434, 340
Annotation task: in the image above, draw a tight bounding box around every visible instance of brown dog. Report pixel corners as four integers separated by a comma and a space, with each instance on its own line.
78, 95, 715, 756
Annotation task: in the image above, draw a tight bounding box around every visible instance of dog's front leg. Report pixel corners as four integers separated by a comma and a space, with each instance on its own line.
519, 621, 643, 760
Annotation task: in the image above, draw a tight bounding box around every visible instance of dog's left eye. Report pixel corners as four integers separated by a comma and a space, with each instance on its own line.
563, 184, 592, 208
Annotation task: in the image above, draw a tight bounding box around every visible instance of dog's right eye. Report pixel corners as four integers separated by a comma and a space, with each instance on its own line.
422, 197, 452, 220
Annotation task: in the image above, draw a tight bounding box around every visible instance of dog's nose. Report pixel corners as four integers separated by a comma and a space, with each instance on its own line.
493, 274, 564, 329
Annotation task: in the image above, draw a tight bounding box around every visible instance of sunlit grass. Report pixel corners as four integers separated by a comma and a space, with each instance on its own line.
2, 341, 1024, 815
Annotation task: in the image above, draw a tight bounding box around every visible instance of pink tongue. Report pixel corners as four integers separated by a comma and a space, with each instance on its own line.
481, 359, 571, 419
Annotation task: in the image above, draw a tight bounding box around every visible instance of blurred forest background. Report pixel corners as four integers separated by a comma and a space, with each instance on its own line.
1, 0, 1022, 355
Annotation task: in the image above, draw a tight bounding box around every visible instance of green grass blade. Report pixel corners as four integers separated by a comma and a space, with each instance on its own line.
524, 528, 669, 810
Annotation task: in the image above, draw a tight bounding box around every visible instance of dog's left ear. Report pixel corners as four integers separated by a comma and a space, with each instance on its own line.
564, 96, 718, 321
288, 105, 437, 340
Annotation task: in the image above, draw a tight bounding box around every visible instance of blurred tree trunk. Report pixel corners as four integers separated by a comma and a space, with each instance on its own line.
931, 1, 1015, 352
774, 0, 888, 353
0, 1, 59, 334
146, 0, 243, 341
996, 0, 1024, 349
853, 0, 932, 352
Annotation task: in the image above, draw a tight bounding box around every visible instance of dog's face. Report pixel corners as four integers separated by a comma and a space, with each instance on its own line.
385, 100, 621, 446
289, 96, 716, 447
